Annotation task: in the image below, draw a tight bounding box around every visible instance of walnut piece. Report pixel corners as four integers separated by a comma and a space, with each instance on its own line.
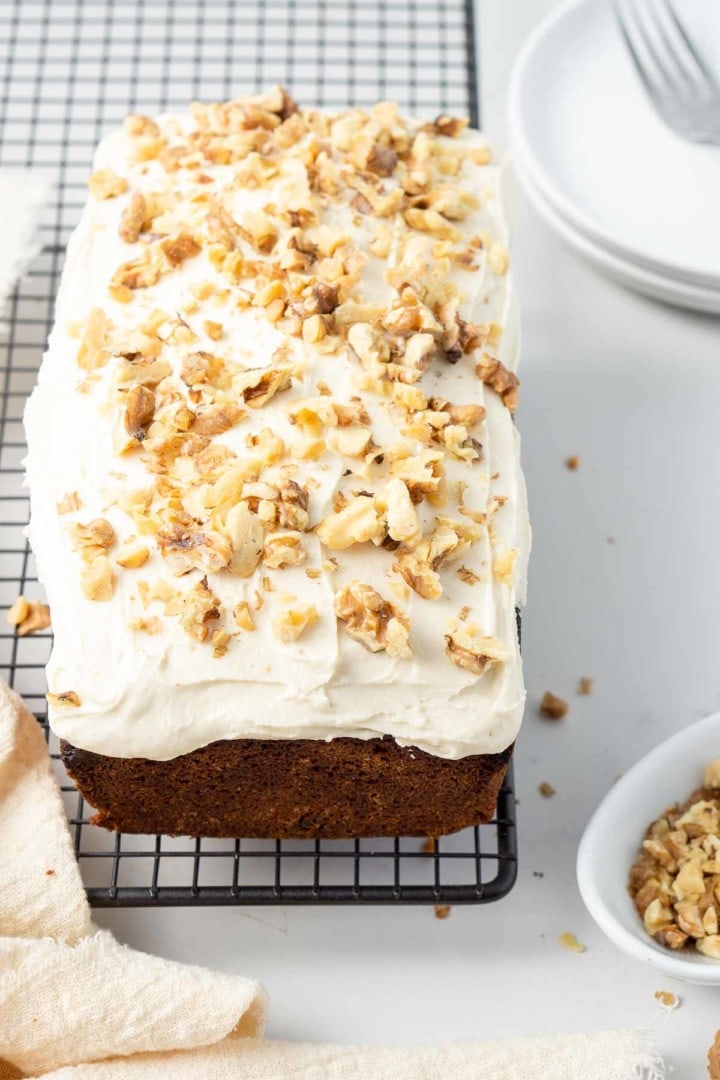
272, 602, 318, 642
475, 353, 519, 412
444, 627, 505, 676
47, 690, 81, 708
316, 495, 381, 550
335, 581, 412, 660
6, 596, 51, 636
80, 555, 114, 601
88, 169, 128, 199
115, 539, 150, 569
123, 384, 156, 442
558, 932, 586, 954
119, 192, 147, 243
77, 308, 110, 371
225, 502, 264, 577
539, 691, 569, 720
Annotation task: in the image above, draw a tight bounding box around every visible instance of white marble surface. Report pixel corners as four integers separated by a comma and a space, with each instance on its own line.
89, 2, 719, 1074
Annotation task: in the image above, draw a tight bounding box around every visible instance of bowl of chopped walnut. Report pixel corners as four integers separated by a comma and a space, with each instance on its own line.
577, 711, 720, 984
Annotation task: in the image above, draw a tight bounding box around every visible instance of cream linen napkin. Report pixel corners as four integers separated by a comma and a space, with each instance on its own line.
0, 681, 664, 1080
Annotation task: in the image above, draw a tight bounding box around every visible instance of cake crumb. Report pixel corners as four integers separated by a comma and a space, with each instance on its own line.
607, 536, 615, 545
422, 837, 437, 854
538, 781, 556, 798
559, 931, 586, 953
540, 691, 569, 720
654, 990, 679, 1011
565, 455, 579, 471
532, 871, 545, 879
45, 869, 55, 876
577, 676, 593, 695
434, 904, 451, 920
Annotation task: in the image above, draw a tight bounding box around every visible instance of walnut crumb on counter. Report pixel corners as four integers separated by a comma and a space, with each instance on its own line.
577, 676, 593, 695
654, 990, 679, 1010
540, 691, 569, 720
559, 932, 586, 954
565, 455, 580, 471
434, 905, 451, 920
539, 782, 556, 799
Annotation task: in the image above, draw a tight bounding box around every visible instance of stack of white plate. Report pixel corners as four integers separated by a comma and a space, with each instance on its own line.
508, 0, 720, 314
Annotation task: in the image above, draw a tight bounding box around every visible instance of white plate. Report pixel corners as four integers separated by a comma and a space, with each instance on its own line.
578, 711, 720, 985
514, 153, 720, 313
508, 0, 720, 287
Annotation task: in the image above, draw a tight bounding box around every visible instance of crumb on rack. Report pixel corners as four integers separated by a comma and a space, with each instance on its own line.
565, 455, 579, 471
422, 837, 437, 854
577, 676, 593, 695
559, 931, 586, 953
539, 781, 556, 798
540, 691, 569, 720
6, 596, 51, 637
434, 904, 451, 920
654, 990, 679, 1010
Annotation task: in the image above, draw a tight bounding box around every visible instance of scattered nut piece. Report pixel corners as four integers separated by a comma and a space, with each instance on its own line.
335, 580, 411, 660
115, 539, 150, 569
539, 782, 556, 799
654, 990, 679, 1010
119, 192, 147, 243
80, 555, 114, 601
47, 690, 81, 708
540, 691, 569, 720
88, 169, 127, 199
7, 596, 50, 636
565, 455, 580, 471
272, 602, 318, 642
233, 601, 256, 631
559, 932, 586, 954
434, 904, 451, 920
578, 676, 593, 696
123, 384, 156, 442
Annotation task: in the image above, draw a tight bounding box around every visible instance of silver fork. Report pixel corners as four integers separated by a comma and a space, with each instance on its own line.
615, 0, 720, 143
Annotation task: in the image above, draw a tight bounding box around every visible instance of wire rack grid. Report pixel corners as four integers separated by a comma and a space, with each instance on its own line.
0, 0, 518, 906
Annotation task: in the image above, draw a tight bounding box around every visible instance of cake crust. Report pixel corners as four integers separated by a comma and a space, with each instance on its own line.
61, 736, 513, 839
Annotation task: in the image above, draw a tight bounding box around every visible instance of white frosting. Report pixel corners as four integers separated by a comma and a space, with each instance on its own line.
25, 101, 530, 761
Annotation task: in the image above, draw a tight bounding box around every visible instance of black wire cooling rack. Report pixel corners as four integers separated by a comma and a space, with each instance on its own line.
0, 0, 518, 906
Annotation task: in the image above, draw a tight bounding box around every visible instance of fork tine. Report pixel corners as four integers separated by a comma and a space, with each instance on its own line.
655, 0, 718, 91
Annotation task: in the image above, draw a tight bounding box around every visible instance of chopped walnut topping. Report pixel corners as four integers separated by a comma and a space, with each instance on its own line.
234, 365, 292, 408
211, 629, 231, 658
115, 539, 150, 569
47, 690, 81, 708
157, 522, 231, 576
204, 320, 224, 341
540, 691, 569, 720
492, 548, 517, 586
225, 502, 264, 577
70, 518, 116, 562
125, 113, 160, 137
432, 115, 469, 138
77, 308, 110, 371
456, 565, 480, 585
475, 353, 519, 412
380, 478, 421, 546
110, 252, 161, 296
390, 448, 445, 498
162, 233, 201, 266
487, 241, 509, 275
233, 601, 256, 631
80, 555, 114, 601
335, 581, 412, 660
263, 532, 307, 569
444, 627, 505, 676
176, 576, 221, 644
316, 495, 381, 550
57, 491, 82, 515
272, 601, 319, 642
395, 519, 477, 600
119, 192, 147, 243
88, 169, 128, 199
123, 384, 156, 442
191, 403, 243, 436
6, 596, 51, 636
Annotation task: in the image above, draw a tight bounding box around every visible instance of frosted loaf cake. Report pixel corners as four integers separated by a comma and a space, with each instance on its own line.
25, 89, 530, 837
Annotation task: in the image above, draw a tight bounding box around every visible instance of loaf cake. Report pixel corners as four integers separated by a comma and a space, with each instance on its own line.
25, 88, 529, 838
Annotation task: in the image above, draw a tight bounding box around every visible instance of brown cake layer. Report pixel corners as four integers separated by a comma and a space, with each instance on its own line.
60, 736, 513, 839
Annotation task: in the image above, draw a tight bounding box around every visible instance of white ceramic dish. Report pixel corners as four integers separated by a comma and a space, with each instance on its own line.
508, 0, 720, 288
578, 711, 720, 985
513, 154, 720, 315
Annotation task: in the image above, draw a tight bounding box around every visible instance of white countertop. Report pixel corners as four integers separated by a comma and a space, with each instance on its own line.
45, 2, 720, 1073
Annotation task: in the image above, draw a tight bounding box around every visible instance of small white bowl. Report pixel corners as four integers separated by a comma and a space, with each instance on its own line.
577, 711, 720, 985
